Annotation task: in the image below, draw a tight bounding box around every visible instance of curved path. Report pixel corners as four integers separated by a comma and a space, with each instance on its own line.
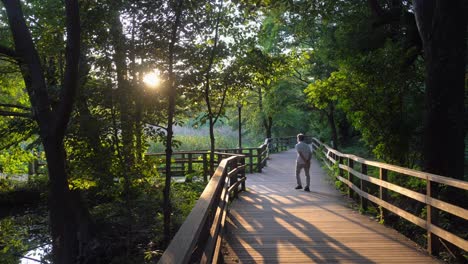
223, 149, 439, 263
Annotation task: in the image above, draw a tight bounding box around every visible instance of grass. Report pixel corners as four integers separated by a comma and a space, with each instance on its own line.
148, 125, 263, 153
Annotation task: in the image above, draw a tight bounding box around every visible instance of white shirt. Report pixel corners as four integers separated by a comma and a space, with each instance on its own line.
295, 141, 312, 165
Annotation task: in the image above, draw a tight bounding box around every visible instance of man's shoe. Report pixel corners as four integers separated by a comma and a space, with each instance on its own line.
304, 187, 310, 192
295, 185, 302, 189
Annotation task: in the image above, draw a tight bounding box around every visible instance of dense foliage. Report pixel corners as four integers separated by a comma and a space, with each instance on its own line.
0, 0, 465, 263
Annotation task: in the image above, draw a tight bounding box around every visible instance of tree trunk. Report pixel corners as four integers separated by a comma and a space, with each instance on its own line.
111, 11, 135, 168
209, 115, 216, 174
327, 104, 339, 150
414, 0, 466, 258
43, 139, 79, 263
163, 0, 184, 245
2, 0, 84, 262
202, 0, 223, 176
263, 116, 272, 139
414, 0, 466, 178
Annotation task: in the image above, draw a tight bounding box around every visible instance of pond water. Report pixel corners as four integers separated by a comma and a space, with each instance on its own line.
20, 245, 51, 264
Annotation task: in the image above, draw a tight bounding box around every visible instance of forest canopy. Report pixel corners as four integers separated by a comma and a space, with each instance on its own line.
0, 0, 466, 263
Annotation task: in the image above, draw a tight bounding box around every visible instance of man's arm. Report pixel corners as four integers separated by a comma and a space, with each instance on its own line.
298, 152, 308, 163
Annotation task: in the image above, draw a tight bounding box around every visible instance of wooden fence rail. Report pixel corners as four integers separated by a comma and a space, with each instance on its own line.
146, 144, 269, 181
155, 135, 309, 263
311, 137, 468, 255
158, 154, 246, 263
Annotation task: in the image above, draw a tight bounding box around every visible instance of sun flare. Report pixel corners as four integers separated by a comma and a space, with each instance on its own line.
143, 70, 161, 88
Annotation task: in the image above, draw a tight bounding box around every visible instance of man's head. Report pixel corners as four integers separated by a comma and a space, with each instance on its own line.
297, 133, 305, 142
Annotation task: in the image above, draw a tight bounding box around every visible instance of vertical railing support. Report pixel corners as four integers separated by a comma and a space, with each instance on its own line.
203, 153, 208, 181
348, 159, 354, 198
360, 163, 368, 211
249, 149, 253, 173
188, 153, 193, 174
257, 147, 262, 172
241, 156, 246, 191
181, 153, 185, 174
339, 156, 344, 180
379, 168, 388, 223
426, 178, 441, 255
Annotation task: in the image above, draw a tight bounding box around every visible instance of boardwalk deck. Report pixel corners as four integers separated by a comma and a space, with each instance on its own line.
223, 149, 440, 263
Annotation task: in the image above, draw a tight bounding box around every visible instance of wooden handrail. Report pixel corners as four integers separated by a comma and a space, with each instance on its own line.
311, 137, 468, 254
158, 154, 246, 263
147, 143, 271, 178
155, 136, 313, 263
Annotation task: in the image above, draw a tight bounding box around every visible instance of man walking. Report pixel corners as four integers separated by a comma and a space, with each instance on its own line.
295, 133, 312, 192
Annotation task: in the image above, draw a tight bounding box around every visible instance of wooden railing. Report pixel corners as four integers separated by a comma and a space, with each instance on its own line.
268, 136, 313, 152
155, 136, 307, 263
311, 138, 468, 255
146, 144, 269, 181
158, 153, 246, 263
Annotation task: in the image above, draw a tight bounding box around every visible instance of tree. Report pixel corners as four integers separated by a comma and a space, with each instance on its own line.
413, 0, 467, 258
413, 0, 466, 180
0, 0, 84, 262
163, 0, 184, 246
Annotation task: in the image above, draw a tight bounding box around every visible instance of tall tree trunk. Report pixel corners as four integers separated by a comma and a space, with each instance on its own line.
263, 116, 272, 139
163, 0, 184, 246
413, 0, 466, 258
414, 0, 466, 178
110, 12, 134, 258
44, 139, 79, 263
203, 0, 223, 175
111, 11, 135, 168
327, 104, 339, 150
2, 0, 83, 262
129, 12, 143, 163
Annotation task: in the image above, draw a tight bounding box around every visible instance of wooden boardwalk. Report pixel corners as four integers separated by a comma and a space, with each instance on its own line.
223, 149, 440, 263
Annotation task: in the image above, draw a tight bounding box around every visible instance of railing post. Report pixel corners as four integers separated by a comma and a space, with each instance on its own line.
249, 149, 253, 173
241, 156, 246, 191
360, 163, 368, 211
257, 147, 262, 172
230, 159, 239, 199
427, 178, 433, 254
339, 156, 344, 180
203, 153, 208, 181
348, 159, 354, 198
188, 153, 193, 174
181, 153, 185, 174
426, 179, 440, 255
379, 168, 388, 223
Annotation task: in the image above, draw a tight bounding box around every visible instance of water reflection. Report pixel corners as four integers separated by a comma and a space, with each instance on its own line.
21, 245, 50, 264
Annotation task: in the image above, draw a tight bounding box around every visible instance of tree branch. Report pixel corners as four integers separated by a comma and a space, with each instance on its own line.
0, 44, 17, 58
292, 68, 310, 84
213, 84, 229, 125
2, 0, 53, 136
0, 103, 30, 111
54, 0, 81, 140
143, 122, 167, 131
0, 110, 31, 118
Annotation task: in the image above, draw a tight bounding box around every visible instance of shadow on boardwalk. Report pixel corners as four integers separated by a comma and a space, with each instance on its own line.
223, 150, 438, 263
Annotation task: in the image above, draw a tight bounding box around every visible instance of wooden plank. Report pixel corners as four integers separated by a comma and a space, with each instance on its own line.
211, 190, 230, 264
428, 223, 468, 251
224, 150, 438, 264
201, 175, 229, 263
341, 164, 427, 204
380, 168, 388, 222
313, 138, 468, 190
159, 157, 235, 263
338, 175, 427, 228
228, 177, 246, 195
341, 164, 468, 220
